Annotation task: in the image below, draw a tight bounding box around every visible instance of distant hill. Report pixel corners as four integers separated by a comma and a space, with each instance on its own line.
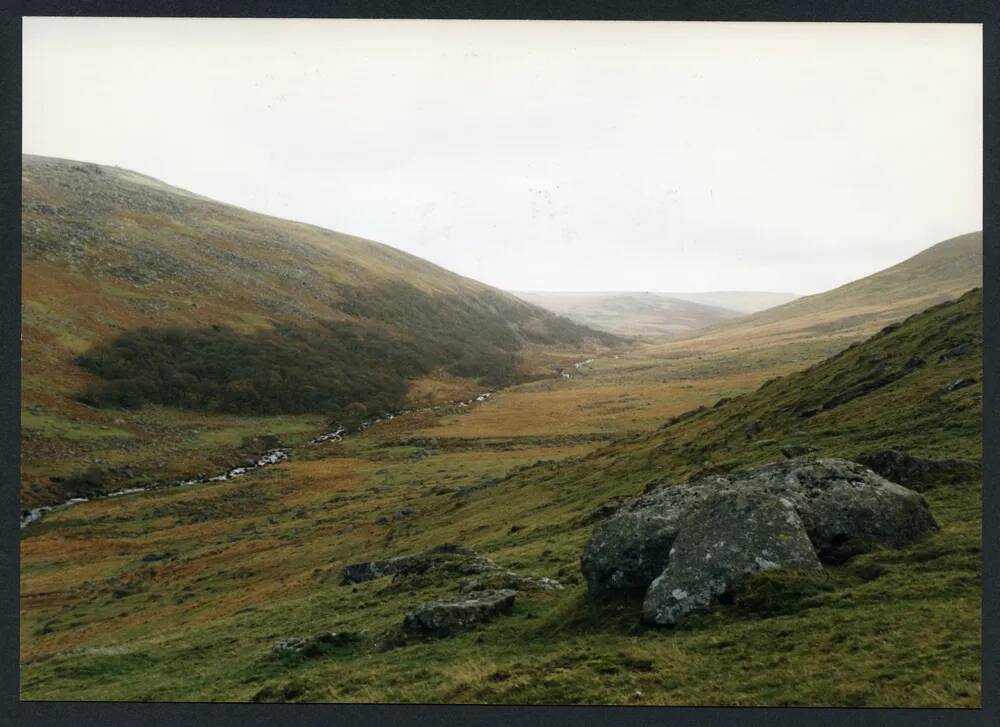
647, 231, 982, 364
660, 290, 800, 314
512, 291, 743, 337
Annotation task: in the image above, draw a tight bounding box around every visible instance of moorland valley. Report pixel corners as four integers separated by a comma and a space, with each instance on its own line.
19, 155, 983, 706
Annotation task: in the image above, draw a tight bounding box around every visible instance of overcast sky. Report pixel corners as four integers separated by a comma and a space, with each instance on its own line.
23, 19, 982, 295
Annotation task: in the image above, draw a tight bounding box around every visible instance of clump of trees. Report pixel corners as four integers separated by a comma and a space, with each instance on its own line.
76, 322, 423, 418
75, 280, 617, 418
75, 318, 525, 418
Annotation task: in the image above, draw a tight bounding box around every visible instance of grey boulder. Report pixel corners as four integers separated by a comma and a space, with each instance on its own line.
729, 459, 939, 563
580, 478, 723, 596
402, 589, 517, 637
581, 459, 937, 599
642, 492, 822, 625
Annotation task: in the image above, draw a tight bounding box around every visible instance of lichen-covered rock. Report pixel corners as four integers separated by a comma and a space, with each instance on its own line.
580, 480, 722, 596
581, 459, 938, 601
724, 459, 939, 563
642, 492, 821, 625
402, 589, 516, 637
341, 544, 475, 584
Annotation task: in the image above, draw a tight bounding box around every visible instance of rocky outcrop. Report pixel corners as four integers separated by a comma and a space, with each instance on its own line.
341, 544, 475, 584
402, 589, 516, 637
581, 458, 938, 625
853, 449, 981, 491
642, 492, 822, 625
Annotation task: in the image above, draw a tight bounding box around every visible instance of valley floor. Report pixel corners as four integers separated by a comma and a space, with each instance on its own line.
19, 328, 982, 706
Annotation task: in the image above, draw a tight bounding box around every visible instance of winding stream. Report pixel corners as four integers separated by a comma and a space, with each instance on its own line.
21, 358, 597, 530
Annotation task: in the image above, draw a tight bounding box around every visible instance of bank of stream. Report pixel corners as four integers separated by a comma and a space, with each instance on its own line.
21, 358, 599, 530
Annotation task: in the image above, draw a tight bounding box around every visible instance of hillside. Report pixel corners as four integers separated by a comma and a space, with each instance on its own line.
20, 154, 616, 506
623, 230, 982, 393
513, 290, 742, 337
20, 289, 982, 706
666, 231, 981, 353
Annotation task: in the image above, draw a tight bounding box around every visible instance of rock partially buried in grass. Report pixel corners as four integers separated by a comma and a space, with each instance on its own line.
458, 571, 563, 594
272, 631, 353, 657
642, 492, 822, 626
341, 544, 476, 584
582, 458, 938, 622
402, 589, 516, 637
853, 449, 981, 491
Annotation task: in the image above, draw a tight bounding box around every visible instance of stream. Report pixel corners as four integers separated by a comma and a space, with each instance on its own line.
21, 357, 597, 530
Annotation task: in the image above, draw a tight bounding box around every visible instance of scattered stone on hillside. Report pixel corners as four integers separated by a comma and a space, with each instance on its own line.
581, 459, 938, 615
938, 342, 973, 362
402, 589, 517, 637
780, 444, 818, 459
642, 492, 822, 626
393, 506, 415, 520
944, 377, 977, 392
341, 544, 476, 584
853, 449, 981, 491
272, 631, 353, 656
459, 571, 563, 594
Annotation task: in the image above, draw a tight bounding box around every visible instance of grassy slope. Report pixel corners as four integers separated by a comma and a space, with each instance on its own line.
20, 289, 982, 706
21, 155, 615, 507
648, 231, 982, 359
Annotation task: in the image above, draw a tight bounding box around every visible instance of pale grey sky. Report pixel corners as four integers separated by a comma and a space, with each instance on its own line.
23, 19, 982, 294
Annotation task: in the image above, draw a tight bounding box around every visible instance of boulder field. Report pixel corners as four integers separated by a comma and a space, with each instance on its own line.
581, 458, 938, 626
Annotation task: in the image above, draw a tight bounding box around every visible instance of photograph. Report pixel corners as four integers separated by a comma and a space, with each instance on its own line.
18, 16, 983, 707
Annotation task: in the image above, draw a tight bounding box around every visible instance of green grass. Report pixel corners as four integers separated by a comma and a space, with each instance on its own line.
21, 409, 132, 441
19, 290, 982, 706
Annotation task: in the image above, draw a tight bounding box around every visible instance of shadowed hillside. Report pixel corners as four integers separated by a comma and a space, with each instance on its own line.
20, 155, 617, 506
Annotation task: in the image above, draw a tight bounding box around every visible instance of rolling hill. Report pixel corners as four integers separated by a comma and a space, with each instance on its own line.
667, 231, 981, 352
512, 290, 743, 337
20, 154, 617, 506
632, 231, 982, 383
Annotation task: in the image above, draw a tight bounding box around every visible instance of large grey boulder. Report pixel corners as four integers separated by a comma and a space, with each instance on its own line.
402, 589, 517, 637
730, 459, 938, 563
581, 459, 937, 599
580, 479, 722, 596
642, 491, 822, 625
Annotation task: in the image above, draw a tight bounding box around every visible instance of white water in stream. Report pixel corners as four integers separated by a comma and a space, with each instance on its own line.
21, 358, 597, 531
